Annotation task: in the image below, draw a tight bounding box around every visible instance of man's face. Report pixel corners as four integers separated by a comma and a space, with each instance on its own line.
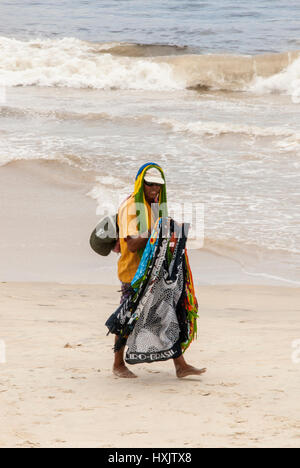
143, 181, 162, 204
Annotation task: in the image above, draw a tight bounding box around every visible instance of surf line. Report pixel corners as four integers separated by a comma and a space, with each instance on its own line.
241, 268, 300, 287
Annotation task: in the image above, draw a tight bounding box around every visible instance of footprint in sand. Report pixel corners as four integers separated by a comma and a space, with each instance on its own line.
226, 401, 246, 409
15, 432, 40, 448
232, 432, 248, 438
17, 440, 41, 448
219, 382, 238, 387
64, 343, 82, 349
120, 431, 148, 436
205, 382, 237, 388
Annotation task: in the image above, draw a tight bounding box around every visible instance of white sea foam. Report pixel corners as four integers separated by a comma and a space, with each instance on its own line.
154, 118, 298, 139
0, 37, 185, 90
249, 57, 300, 103
276, 135, 300, 152
87, 177, 131, 216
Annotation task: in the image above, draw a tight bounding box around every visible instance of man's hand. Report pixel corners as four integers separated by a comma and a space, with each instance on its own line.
126, 232, 150, 253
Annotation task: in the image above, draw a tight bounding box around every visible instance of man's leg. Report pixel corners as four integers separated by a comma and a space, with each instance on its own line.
113, 336, 137, 378
173, 354, 206, 379
112, 282, 137, 378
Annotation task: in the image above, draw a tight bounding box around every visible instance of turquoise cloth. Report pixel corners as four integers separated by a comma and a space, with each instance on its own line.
131, 218, 162, 291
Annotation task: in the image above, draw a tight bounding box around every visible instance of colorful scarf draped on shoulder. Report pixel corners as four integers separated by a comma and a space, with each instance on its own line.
133, 163, 168, 254
105, 217, 198, 363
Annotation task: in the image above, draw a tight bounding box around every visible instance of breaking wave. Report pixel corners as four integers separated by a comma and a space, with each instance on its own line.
0, 36, 299, 98
249, 56, 300, 103
0, 37, 184, 90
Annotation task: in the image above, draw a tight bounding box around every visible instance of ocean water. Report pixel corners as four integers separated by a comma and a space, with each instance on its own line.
1, 0, 300, 54
0, 0, 300, 285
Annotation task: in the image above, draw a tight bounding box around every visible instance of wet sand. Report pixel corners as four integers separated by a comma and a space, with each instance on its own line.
0, 159, 295, 286
0, 282, 299, 448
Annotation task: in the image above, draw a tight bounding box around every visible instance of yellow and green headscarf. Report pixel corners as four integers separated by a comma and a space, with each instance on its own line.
134, 162, 168, 237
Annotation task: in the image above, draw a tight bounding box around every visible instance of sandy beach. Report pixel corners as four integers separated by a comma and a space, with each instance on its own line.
0, 282, 299, 448
0, 158, 299, 448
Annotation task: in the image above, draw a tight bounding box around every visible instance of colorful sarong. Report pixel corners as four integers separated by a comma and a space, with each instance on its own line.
120, 282, 132, 304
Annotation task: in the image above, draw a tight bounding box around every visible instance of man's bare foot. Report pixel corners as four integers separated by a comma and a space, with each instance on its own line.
176, 365, 207, 379
113, 364, 137, 378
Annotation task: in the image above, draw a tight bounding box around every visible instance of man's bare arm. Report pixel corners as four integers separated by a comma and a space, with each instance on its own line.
126, 232, 150, 253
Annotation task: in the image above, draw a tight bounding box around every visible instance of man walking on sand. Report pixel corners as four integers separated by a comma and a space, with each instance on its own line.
111, 162, 206, 379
